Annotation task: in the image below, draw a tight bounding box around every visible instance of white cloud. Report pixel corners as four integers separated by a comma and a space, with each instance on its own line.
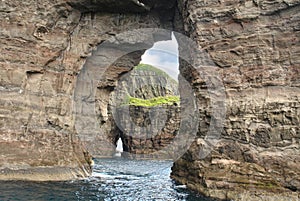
140, 32, 179, 80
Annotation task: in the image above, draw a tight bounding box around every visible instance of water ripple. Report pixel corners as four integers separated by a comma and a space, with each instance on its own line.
0, 158, 213, 201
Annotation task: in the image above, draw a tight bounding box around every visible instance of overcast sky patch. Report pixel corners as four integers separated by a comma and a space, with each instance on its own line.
140, 32, 179, 80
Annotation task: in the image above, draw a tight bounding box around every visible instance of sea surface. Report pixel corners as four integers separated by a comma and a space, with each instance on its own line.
0, 158, 213, 201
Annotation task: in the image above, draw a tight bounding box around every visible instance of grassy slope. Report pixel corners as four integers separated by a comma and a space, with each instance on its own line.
127, 95, 180, 107
122, 64, 180, 107
135, 63, 178, 85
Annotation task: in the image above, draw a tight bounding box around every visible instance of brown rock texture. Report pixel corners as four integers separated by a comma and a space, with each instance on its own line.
0, 0, 178, 180
114, 104, 180, 159
0, 0, 94, 180
109, 65, 180, 159
171, 0, 300, 200
0, 0, 299, 200
83, 62, 181, 158
72, 17, 179, 157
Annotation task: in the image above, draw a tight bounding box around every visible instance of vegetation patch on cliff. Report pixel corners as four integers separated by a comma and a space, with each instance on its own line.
119, 64, 180, 107
125, 95, 180, 107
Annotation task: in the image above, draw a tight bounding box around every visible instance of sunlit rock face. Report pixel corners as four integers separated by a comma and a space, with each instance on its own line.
0, 0, 299, 200
171, 0, 300, 200
0, 0, 178, 180
90, 61, 181, 159
109, 65, 180, 159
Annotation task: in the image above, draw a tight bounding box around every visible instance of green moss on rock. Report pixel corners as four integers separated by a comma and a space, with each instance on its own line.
125, 95, 180, 107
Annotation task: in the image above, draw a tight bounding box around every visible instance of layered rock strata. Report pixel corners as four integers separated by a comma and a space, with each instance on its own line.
0, 0, 299, 200
114, 104, 180, 159
109, 65, 180, 158
171, 0, 300, 200
0, 0, 178, 180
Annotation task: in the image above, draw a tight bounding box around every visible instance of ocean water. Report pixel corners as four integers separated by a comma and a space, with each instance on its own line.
0, 158, 213, 201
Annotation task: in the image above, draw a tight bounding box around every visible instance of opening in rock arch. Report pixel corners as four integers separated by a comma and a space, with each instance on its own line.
109, 34, 181, 159
115, 137, 123, 157
82, 32, 182, 159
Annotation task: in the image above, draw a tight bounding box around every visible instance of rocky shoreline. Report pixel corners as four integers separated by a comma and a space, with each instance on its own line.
0, 0, 299, 200
0, 167, 90, 181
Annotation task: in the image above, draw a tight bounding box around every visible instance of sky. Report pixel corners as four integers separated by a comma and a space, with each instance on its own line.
140, 32, 179, 80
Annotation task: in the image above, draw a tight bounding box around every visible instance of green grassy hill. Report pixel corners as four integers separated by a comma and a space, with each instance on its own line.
135, 63, 178, 84
119, 64, 180, 107
125, 95, 180, 107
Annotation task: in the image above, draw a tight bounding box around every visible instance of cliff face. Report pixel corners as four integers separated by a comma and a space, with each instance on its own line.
0, 0, 299, 200
0, 0, 178, 179
86, 62, 181, 158
171, 0, 300, 200
0, 0, 94, 180
114, 104, 180, 159
110, 65, 180, 159
113, 64, 179, 99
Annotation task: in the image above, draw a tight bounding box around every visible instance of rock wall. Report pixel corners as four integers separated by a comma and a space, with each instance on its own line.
0, 0, 93, 180
113, 65, 179, 99
171, 0, 300, 200
0, 0, 299, 200
77, 34, 180, 158
114, 104, 180, 159
0, 0, 178, 180
109, 66, 180, 159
